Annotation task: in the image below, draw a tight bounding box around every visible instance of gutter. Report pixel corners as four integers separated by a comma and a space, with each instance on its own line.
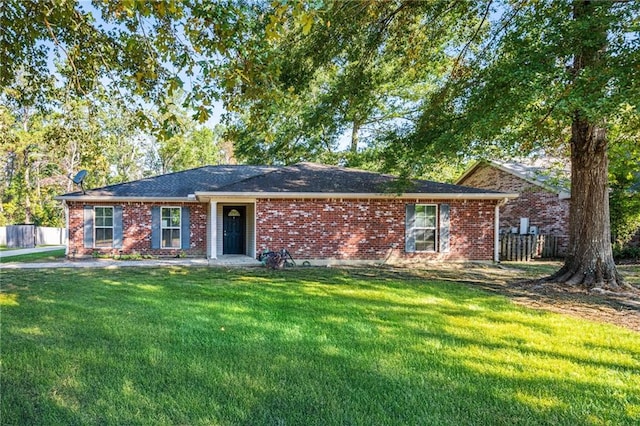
194, 191, 520, 201
54, 192, 519, 204
54, 196, 198, 203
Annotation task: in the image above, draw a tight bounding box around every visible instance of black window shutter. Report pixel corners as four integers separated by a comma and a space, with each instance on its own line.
151, 207, 161, 249
113, 206, 123, 249
181, 206, 190, 250
83, 206, 94, 248
439, 204, 450, 253
405, 204, 416, 253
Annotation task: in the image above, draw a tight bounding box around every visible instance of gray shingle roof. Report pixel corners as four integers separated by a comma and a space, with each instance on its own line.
216, 162, 499, 194
60, 165, 277, 198
58, 162, 507, 199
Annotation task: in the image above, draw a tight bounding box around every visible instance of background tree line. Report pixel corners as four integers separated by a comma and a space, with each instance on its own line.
0, 86, 233, 226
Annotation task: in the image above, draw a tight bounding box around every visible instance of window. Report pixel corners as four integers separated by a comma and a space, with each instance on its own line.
161, 207, 181, 248
406, 204, 450, 254
414, 205, 437, 251
94, 207, 114, 247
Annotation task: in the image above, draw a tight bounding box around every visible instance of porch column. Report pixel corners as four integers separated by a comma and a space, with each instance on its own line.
209, 201, 217, 259
494, 198, 509, 263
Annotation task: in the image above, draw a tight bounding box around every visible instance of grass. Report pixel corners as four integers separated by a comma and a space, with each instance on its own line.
0, 249, 66, 264
1, 267, 639, 425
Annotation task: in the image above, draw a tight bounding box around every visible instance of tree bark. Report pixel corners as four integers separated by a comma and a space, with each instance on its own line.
549, 0, 625, 290
350, 118, 361, 154
549, 114, 624, 289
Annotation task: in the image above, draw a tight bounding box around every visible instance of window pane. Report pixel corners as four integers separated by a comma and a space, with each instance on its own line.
162, 229, 181, 248
95, 228, 113, 247
424, 229, 436, 244
414, 229, 435, 252
171, 209, 180, 226
96, 207, 113, 218
171, 229, 180, 247
162, 207, 181, 228
424, 215, 436, 228
416, 241, 436, 252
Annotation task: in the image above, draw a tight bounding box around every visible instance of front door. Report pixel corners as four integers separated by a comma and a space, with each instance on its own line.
223, 206, 246, 254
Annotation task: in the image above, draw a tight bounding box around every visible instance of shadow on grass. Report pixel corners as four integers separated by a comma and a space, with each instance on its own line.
2, 267, 639, 425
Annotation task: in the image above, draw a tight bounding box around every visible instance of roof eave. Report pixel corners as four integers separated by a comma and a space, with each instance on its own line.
195, 191, 519, 200
54, 195, 197, 203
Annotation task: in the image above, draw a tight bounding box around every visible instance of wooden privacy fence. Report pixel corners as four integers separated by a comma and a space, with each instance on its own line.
1, 225, 66, 248
499, 234, 561, 261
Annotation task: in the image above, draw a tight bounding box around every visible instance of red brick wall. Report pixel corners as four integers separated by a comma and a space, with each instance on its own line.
255, 198, 497, 261
66, 198, 498, 261
66, 202, 207, 257
459, 164, 569, 254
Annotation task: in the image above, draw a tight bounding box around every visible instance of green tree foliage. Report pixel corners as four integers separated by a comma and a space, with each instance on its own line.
2, 1, 638, 286
0, 92, 231, 226
338, 2, 637, 288
609, 106, 640, 249
231, 1, 638, 287
220, 1, 485, 167
0, 90, 141, 226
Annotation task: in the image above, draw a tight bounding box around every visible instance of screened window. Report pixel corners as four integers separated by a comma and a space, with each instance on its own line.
161, 207, 181, 248
414, 204, 437, 252
94, 207, 114, 247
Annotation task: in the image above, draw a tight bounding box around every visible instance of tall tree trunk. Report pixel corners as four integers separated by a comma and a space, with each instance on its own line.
549, 0, 625, 289
550, 115, 624, 288
21, 107, 32, 224
350, 118, 361, 154
23, 149, 32, 224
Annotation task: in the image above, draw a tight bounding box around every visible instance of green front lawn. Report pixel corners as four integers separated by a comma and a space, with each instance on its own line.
0, 249, 66, 264
2, 267, 639, 425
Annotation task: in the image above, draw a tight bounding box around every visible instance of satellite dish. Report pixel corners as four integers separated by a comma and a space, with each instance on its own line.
72, 169, 87, 185
70, 170, 88, 194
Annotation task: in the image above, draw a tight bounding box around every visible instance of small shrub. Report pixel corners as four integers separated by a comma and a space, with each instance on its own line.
613, 245, 640, 262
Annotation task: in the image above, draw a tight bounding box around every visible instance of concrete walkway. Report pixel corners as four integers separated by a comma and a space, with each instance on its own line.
0, 245, 66, 258
0, 252, 262, 269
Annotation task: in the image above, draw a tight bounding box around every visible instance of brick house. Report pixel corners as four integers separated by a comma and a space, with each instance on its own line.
456, 159, 570, 255
56, 162, 517, 264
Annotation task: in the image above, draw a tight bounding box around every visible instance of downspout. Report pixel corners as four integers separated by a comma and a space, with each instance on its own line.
494, 198, 509, 263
